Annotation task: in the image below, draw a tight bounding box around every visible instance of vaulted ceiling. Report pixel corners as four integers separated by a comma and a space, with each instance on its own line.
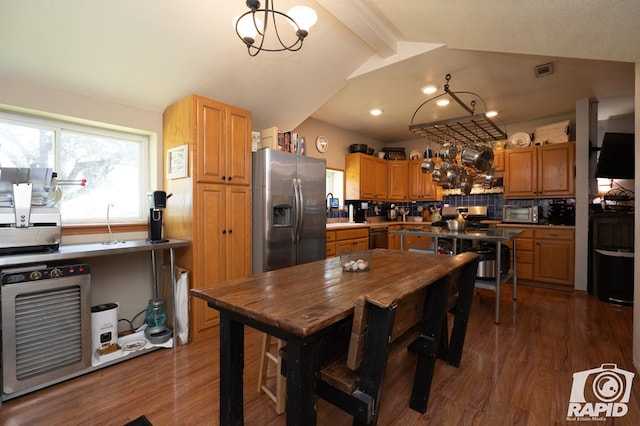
0, 1, 637, 142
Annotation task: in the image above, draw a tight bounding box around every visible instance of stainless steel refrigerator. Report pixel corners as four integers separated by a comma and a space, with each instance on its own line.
252, 149, 327, 274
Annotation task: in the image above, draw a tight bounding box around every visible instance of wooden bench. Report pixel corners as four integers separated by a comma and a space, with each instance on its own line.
315, 251, 479, 425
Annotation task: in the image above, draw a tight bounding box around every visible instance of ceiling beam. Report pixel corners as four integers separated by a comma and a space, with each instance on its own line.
316, 0, 401, 57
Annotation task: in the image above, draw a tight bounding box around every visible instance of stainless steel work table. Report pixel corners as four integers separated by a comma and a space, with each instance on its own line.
391, 228, 523, 323
0, 238, 190, 333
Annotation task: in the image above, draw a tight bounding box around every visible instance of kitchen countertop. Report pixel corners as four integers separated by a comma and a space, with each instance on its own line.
327, 221, 575, 231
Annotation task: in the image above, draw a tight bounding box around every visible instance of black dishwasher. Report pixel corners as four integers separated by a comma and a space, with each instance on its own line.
369, 226, 388, 249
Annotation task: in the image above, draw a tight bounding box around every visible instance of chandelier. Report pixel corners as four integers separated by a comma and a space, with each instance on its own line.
234, 0, 318, 56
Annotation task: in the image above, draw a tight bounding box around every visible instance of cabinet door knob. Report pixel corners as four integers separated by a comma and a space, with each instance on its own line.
222, 230, 227, 234
222, 176, 226, 180
228, 176, 232, 181
228, 229, 233, 234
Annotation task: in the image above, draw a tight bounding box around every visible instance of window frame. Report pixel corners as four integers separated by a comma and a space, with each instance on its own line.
0, 109, 152, 227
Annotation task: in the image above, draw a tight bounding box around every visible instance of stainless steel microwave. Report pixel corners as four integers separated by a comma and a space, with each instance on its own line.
502, 205, 541, 224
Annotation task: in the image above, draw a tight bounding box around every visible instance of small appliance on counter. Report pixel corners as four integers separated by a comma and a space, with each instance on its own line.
0, 167, 61, 254
354, 201, 368, 223
146, 190, 172, 243
502, 205, 541, 224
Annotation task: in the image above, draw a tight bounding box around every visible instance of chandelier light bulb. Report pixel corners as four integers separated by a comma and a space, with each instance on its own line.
234, 14, 262, 45
287, 6, 318, 34
422, 85, 437, 95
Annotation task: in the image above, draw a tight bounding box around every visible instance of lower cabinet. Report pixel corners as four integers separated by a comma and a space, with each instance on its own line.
388, 224, 432, 251
192, 184, 252, 337
507, 228, 534, 280
326, 227, 369, 258
502, 225, 574, 286
533, 228, 575, 286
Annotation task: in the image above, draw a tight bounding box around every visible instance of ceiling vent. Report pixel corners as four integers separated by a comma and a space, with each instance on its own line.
534, 62, 554, 77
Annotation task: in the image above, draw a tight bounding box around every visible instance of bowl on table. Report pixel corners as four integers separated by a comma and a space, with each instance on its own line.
340, 250, 372, 272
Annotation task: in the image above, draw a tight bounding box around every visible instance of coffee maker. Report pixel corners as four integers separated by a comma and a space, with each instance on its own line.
147, 190, 172, 243
354, 202, 368, 223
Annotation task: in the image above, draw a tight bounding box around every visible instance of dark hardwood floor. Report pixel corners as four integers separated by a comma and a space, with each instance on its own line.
1, 284, 638, 425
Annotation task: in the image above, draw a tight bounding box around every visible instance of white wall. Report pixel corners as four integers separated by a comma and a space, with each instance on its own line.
0, 77, 164, 187
574, 99, 592, 292
292, 117, 384, 170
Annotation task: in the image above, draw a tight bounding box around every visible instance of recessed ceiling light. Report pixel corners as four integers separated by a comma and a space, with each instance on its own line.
486, 110, 498, 118
370, 108, 382, 116
436, 99, 450, 107
421, 85, 437, 95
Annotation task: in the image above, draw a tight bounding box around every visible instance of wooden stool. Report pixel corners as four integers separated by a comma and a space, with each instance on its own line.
257, 333, 286, 415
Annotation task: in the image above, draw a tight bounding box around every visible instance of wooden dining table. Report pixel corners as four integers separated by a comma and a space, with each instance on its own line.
191, 248, 476, 425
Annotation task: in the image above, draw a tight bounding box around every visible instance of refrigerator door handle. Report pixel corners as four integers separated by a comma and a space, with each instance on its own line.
297, 178, 304, 243
293, 178, 301, 244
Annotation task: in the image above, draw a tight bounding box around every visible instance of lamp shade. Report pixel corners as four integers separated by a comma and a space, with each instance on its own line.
595, 132, 635, 179
234, 14, 263, 43
287, 6, 317, 32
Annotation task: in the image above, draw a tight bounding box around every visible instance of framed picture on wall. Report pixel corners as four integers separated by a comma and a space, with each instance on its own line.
166, 144, 188, 179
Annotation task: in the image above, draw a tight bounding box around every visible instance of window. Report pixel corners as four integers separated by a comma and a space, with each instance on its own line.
0, 111, 150, 225
326, 168, 344, 209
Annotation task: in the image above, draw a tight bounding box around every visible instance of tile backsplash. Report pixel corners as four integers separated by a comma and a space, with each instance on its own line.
331, 193, 574, 222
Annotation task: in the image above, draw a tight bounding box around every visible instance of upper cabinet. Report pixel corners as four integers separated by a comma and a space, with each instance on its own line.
504, 143, 575, 199
387, 160, 409, 200
408, 160, 442, 201
492, 150, 505, 172
346, 154, 444, 202
195, 96, 252, 185
345, 153, 388, 200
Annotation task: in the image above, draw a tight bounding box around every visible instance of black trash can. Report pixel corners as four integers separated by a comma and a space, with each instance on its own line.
595, 248, 634, 305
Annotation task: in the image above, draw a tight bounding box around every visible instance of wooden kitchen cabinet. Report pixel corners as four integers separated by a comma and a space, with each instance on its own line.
387, 224, 432, 251
194, 184, 252, 330
194, 96, 252, 185
492, 149, 504, 172
327, 227, 369, 257
504, 143, 575, 198
534, 228, 575, 286
504, 228, 534, 280
163, 94, 252, 341
387, 160, 409, 200
345, 153, 388, 200
388, 224, 402, 250
326, 230, 337, 257
408, 160, 442, 201
500, 225, 575, 286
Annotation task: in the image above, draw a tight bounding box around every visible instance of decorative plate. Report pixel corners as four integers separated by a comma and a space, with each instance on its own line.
409, 149, 422, 160
121, 340, 147, 352
509, 132, 531, 148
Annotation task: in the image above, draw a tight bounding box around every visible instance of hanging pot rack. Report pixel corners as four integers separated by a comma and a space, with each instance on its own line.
409, 74, 507, 146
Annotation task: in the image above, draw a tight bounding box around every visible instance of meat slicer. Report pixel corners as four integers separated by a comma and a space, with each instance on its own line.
0, 168, 62, 254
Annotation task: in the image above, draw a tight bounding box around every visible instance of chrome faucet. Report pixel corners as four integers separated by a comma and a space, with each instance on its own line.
326, 193, 334, 212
